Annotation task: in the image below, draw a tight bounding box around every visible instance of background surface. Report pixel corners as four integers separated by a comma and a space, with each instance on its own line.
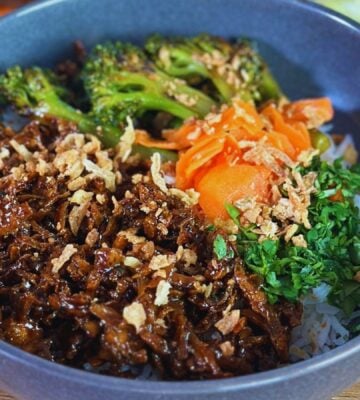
315, 0, 360, 22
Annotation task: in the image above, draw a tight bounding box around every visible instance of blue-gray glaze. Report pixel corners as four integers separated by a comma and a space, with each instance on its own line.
0, 1, 360, 399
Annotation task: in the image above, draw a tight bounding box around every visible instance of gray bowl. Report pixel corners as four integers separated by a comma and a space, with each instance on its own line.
0, 0, 360, 399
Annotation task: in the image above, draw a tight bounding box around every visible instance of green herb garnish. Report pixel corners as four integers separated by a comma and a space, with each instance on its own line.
232, 157, 360, 313
213, 234, 228, 260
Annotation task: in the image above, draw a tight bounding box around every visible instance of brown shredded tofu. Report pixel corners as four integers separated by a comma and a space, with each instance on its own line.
0, 119, 300, 381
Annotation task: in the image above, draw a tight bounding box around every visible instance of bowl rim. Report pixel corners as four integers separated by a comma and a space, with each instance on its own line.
3, 0, 359, 31
1, 0, 360, 394
2, 331, 360, 394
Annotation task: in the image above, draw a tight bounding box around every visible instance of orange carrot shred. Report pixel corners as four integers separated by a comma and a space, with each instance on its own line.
283, 97, 334, 128
196, 162, 272, 220
261, 105, 311, 154
135, 130, 181, 150
168, 98, 331, 220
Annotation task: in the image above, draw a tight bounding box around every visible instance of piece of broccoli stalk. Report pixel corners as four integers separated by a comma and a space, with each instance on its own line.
145, 34, 283, 103
0, 66, 123, 147
0, 65, 178, 161
81, 41, 215, 130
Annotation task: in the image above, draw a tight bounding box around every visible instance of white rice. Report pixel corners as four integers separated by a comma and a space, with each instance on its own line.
290, 284, 350, 361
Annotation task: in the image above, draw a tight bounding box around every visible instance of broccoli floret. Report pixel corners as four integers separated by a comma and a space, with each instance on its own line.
145, 34, 283, 103
0, 66, 122, 147
0, 65, 178, 161
82, 41, 215, 128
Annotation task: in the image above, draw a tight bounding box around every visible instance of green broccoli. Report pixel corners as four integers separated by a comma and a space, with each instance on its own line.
0, 36, 282, 159
0, 66, 122, 147
145, 34, 283, 103
0, 65, 178, 161
82, 41, 216, 130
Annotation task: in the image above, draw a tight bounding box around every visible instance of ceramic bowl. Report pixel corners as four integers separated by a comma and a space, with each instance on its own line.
0, 1, 360, 399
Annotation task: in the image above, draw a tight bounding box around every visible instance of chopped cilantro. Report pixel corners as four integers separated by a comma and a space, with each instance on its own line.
206, 224, 216, 232
213, 234, 228, 260
232, 157, 360, 313
225, 203, 240, 224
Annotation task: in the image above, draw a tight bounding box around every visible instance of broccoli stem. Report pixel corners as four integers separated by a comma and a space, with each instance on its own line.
30, 93, 122, 148
210, 73, 235, 102
0, 66, 184, 154
96, 91, 196, 120
108, 70, 215, 118
146, 35, 285, 105
258, 70, 283, 101
161, 73, 215, 116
